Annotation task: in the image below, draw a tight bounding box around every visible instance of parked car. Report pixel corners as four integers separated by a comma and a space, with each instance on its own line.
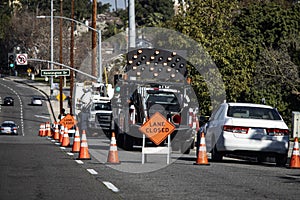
31, 96, 43, 106
3, 96, 14, 106
205, 102, 289, 166
0, 121, 19, 135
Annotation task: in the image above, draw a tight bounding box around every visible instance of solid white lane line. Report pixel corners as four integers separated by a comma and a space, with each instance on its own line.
87, 169, 98, 175
67, 152, 74, 156
102, 181, 120, 193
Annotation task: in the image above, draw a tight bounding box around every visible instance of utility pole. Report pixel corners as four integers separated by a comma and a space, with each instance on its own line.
70, 0, 74, 115
92, 0, 97, 77
59, 0, 63, 115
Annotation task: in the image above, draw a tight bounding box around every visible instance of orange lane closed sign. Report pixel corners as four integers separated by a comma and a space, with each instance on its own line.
139, 112, 175, 145
59, 114, 77, 129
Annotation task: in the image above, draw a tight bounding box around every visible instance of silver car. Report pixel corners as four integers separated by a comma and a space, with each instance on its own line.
0, 121, 19, 135
205, 102, 289, 166
31, 96, 43, 106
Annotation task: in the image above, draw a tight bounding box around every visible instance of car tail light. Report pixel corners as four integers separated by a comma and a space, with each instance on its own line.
172, 114, 181, 125
266, 128, 289, 136
223, 125, 249, 134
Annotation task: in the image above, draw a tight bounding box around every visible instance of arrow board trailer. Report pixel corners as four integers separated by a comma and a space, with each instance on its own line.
41, 69, 70, 76
112, 48, 198, 154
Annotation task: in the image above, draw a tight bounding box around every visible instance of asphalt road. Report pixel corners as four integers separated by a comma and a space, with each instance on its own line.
0, 78, 120, 200
1, 77, 300, 200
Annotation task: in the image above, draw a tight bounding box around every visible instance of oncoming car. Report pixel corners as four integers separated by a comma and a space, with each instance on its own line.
0, 121, 19, 135
205, 102, 289, 166
3, 96, 14, 106
31, 96, 43, 106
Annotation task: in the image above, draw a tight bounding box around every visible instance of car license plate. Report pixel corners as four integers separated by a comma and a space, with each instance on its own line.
252, 128, 265, 134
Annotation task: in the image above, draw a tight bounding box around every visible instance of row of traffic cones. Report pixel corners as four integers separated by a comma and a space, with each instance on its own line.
38, 121, 120, 163
38, 122, 52, 137
39, 120, 300, 168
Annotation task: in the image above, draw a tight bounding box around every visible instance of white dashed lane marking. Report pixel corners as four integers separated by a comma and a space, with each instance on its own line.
102, 181, 120, 193
87, 169, 98, 175
75, 160, 84, 164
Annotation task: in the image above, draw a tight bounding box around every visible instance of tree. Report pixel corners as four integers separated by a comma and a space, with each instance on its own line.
170, 0, 254, 114
234, 1, 300, 126
0, 1, 13, 67
135, 0, 174, 27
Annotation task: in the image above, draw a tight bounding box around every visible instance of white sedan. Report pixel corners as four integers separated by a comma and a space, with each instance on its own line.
31, 96, 43, 106
205, 102, 289, 166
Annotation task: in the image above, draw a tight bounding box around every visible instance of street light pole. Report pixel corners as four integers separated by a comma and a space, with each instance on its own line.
50, 0, 54, 94
59, 0, 64, 115
36, 15, 103, 83
70, 0, 74, 115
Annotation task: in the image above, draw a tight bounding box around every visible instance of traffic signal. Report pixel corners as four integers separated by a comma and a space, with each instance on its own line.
8, 53, 15, 68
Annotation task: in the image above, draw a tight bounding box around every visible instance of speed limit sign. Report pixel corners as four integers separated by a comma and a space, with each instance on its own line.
16, 54, 28, 65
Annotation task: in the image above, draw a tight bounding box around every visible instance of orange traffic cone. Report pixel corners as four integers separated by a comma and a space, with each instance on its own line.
53, 122, 60, 140
41, 123, 47, 137
71, 127, 81, 153
59, 125, 64, 143
194, 132, 210, 165
289, 137, 300, 169
77, 130, 91, 160
107, 132, 120, 164
45, 122, 51, 137
61, 127, 70, 147
39, 123, 45, 136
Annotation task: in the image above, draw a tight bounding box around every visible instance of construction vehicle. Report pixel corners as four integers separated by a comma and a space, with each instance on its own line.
112, 48, 198, 153
73, 81, 113, 134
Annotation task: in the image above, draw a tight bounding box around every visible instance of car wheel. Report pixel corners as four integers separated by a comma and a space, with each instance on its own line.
123, 133, 134, 151
211, 145, 223, 162
257, 155, 266, 163
275, 154, 287, 167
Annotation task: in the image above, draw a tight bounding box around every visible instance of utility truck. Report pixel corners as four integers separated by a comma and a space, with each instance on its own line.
112, 48, 198, 153
73, 81, 113, 134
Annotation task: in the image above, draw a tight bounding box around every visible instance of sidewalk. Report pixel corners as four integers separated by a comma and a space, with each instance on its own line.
8, 76, 69, 123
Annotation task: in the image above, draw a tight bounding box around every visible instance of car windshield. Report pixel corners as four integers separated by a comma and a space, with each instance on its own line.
1, 123, 15, 127
227, 106, 282, 120
146, 92, 179, 105
92, 102, 111, 111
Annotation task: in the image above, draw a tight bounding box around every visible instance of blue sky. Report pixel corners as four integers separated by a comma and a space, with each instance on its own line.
99, 0, 126, 10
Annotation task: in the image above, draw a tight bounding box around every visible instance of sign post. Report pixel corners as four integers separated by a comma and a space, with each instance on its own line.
139, 112, 175, 164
